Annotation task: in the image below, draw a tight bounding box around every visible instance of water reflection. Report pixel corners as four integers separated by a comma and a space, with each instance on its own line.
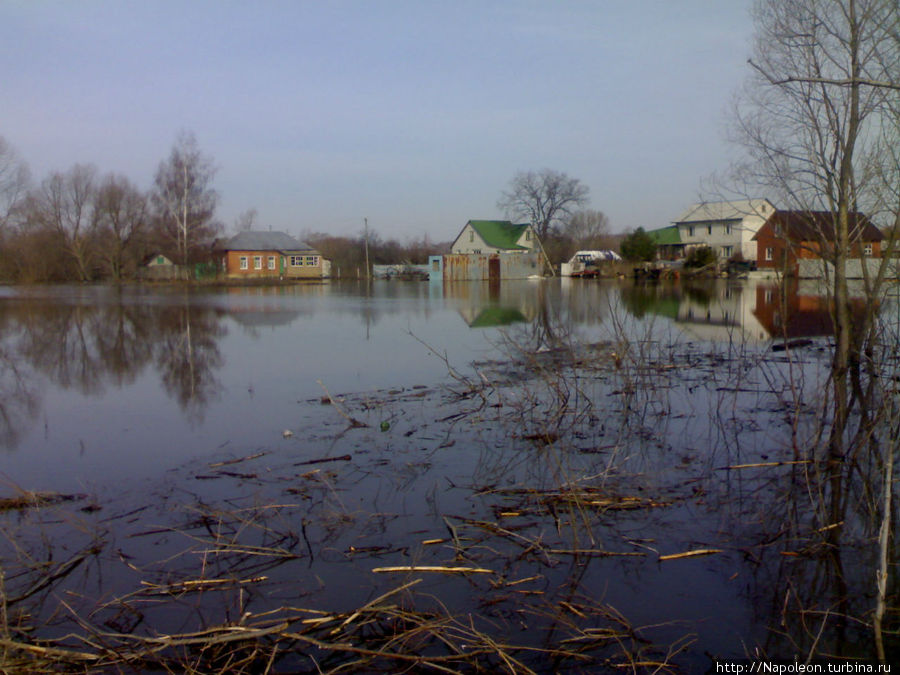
0, 280, 896, 666
0, 279, 870, 451
615, 278, 872, 343
154, 303, 225, 422
0, 293, 227, 447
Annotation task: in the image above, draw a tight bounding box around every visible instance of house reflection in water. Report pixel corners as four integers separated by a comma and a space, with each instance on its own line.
752, 280, 869, 340
442, 280, 539, 328
622, 279, 864, 343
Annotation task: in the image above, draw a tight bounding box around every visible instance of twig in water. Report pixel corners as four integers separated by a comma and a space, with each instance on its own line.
658, 548, 723, 562
371, 565, 495, 575
317, 379, 369, 428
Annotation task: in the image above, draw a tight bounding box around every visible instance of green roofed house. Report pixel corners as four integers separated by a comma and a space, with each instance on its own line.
646, 225, 684, 260
451, 220, 538, 255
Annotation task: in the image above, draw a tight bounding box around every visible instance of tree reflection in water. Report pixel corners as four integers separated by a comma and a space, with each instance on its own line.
0, 293, 226, 448
154, 301, 224, 423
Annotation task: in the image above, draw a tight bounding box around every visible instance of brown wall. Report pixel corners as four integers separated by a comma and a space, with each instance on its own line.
224, 250, 325, 279
756, 230, 882, 273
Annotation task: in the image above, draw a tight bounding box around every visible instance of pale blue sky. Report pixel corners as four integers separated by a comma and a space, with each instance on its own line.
2, 1, 754, 240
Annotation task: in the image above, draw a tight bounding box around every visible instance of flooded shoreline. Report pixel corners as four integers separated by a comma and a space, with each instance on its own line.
0, 280, 895, 671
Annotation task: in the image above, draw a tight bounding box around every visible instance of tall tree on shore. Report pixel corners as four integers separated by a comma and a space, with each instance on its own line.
565, 209, 611, 250
0, 136, 31, 230
152, 132, 219, 265
498, 169, 589, 242
734, 0, 899, 461
30, 164, 99, 281
735, 0, 899, 659
95, 173, 148, 280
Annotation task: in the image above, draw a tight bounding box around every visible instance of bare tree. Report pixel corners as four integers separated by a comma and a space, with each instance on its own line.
498, 169, 589, 242
735, 0, 899, 455
95, 173, 148, 280
234, 208, 258, 232
30, 164, 99, 281
564, 209, 611, 250
735, 0, 899, 659
0, 136, 31, 230
152, 132, 219, 265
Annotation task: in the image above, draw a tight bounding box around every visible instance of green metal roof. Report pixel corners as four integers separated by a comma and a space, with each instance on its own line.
646, 225, 681, 246
468, 220, 531, 250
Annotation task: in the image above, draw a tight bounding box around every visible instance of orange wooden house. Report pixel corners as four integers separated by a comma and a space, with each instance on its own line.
752, 210, 882, 275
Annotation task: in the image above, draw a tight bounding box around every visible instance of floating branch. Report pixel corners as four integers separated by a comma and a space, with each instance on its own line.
716, 460, 812, 470
658, 549, 723, 562
317, 379, 369, 428
372, 565, 495, 575
294, 454, 352, 466
208, 452, 268, 468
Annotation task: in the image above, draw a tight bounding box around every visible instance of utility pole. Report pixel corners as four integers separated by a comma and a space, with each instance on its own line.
364, 217, 371, 280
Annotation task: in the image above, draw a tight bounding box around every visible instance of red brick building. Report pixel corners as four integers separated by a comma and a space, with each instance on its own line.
752, 210, 882, 275
218, 231, 330, 280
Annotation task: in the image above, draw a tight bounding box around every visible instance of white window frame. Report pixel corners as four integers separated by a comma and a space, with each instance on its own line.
254, 256, 262, 270
290, 255, 303, 267
863, 243, 873, 256
268, 256, 276, 270
239, 256, 248, 270
765, 247, 774, 261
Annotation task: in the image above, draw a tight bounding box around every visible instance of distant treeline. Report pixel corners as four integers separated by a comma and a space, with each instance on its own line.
0, 133, 628, 283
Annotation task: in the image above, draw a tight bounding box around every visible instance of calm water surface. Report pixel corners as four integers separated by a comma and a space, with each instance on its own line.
0, 278, 685, 489
1, 277, 880, 669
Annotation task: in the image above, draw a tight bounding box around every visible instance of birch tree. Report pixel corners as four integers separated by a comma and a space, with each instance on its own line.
152, 132, 219, 265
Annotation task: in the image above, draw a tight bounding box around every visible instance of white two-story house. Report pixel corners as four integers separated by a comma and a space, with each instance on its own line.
673, 199, 776, 262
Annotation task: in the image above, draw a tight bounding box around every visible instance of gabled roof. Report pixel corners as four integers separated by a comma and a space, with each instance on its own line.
674, 199, 774, 224
467, 220, 532, 250
753, 211, 883, 242
646, 225, 681, 245
223, 231, 313, 251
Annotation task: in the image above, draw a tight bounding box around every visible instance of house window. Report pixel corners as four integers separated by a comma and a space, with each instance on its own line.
725, 224, 731, 235
268, 256, 276, 270
723, 246, 733, 258
305, 256, 318, 266
240, 256, 248, 270
254, 256, 262, 270
156, 256, 165, 265
290, 256, 303, 267
525, 229, 531, 241
864, 243, 873, 256
469, 230, 474, 243
765, 247, 774, 261
688, 226, 694, 237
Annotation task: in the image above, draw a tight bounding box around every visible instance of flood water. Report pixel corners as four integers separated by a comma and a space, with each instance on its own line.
0, 278, 894, 671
